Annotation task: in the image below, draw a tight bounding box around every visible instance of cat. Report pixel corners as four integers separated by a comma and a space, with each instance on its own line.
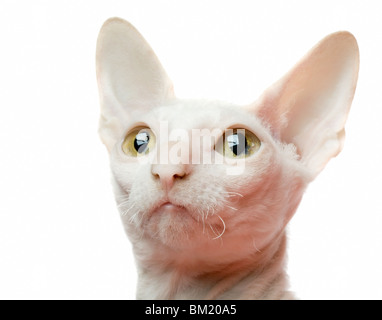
96, 17, 359, 299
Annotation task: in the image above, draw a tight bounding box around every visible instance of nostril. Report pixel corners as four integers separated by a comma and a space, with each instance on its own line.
173, 172, 185, 179
152, 164, 188, 179
152, 173, 160, 180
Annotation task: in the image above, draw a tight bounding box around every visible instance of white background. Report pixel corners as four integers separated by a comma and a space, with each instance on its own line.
0, 0, 381, 300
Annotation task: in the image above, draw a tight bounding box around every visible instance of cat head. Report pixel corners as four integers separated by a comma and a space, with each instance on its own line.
96, 18, 359, 264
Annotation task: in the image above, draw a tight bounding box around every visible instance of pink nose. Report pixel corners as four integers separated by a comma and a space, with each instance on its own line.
151, 164, 189, 192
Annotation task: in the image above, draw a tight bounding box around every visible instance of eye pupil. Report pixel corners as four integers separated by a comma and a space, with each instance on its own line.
215, 128, 260, 159
227, 132, 248, 156
134, 132, 150, 153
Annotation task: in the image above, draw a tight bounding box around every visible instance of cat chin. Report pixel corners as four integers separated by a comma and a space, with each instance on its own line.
143, 208, 199, 248
135, 204, 224, 250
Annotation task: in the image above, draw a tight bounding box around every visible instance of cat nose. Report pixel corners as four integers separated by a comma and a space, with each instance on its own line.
151, 164, 189, 192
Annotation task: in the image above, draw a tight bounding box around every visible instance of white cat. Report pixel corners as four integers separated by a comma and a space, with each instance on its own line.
96, 17, 359, 299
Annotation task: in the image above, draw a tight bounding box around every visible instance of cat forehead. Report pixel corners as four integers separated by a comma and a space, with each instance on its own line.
130, 100, 265, 133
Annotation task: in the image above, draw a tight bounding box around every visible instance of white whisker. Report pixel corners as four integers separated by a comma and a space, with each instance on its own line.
252, 238, 262, 253
209, 223, 218, 236
223, 191, 244, 198
205, 207, 210, 219
121, 203, 135, 217
212, 214, 226, 240
117, 199, 130, 209
128, 211, 139, 224
201, 212, 206, 234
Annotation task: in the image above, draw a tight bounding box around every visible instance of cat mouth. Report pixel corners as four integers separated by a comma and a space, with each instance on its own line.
150, 200, 198, 221
153, 201, 189, 215
143, 198, 227, 245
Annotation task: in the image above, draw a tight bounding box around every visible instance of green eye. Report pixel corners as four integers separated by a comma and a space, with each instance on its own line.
122, 127, 156, 156
218, 129, 261, 158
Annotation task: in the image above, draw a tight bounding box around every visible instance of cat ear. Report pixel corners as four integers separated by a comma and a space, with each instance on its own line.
96, 18, 174, 151
252, 32, 359, 178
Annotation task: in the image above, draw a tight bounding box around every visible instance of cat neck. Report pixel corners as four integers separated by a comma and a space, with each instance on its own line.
134, 230, 293, 299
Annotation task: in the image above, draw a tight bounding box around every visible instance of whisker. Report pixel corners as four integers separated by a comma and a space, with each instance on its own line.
212, 214, 226, 240
121, 203, 135, 217
252, 238, 262, 253
117, 199, 131, 209
223, 191, 244, 198
128, 211, 139, 224
205, 207, 210, 219
209, 223, 218, 237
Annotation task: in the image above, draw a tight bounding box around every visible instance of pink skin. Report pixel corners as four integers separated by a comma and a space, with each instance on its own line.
96, 18, 359, 299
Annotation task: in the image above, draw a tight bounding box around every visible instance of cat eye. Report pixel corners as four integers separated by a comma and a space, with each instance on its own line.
216, 129, 261, 158
122, 127, 156, 157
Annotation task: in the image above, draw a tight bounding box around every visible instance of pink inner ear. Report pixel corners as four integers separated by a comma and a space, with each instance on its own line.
250, 31, 359, 177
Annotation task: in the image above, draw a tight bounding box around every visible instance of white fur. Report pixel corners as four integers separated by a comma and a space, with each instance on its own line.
96, 18, 359, 299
